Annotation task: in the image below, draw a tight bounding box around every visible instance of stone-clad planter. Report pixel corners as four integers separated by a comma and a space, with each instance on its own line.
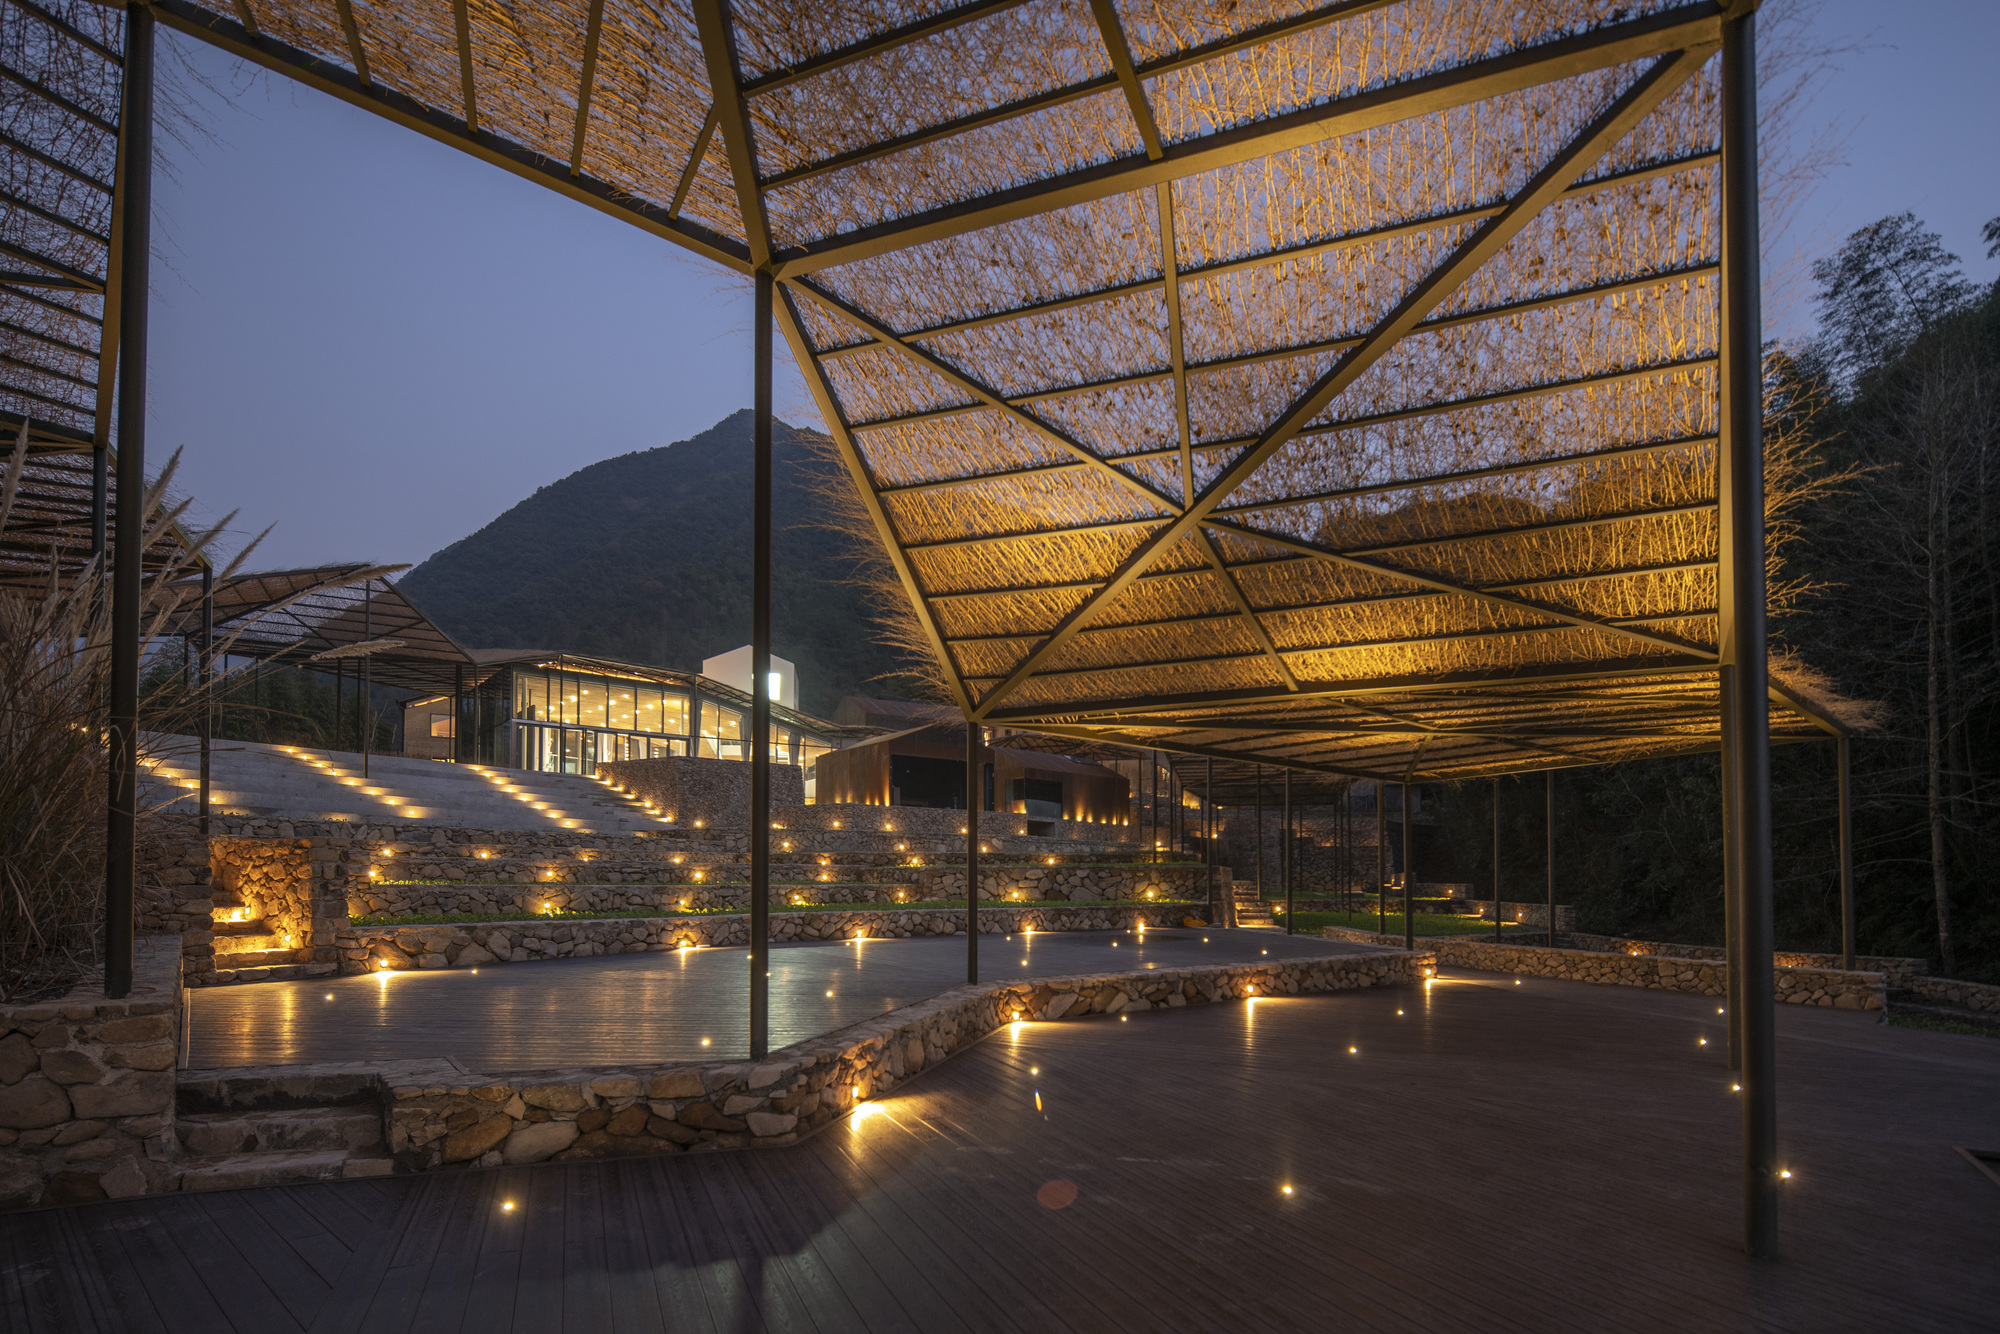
339, 902, 1209, 973
0, 938, 181, 1210
387, 948, 1431, 1171
1320, 927, 1887, 1010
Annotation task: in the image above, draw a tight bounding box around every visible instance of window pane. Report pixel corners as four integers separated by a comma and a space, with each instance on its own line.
514, 673, 548, 721
634, 687, 663, 733
660, 693, 689, 736
575, 681, 606, 728
608, 686, 635, 732
429, 713, 454, 738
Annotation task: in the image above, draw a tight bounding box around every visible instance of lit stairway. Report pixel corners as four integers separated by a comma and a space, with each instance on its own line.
140, 736, 671, 832
1232, 880, 1276, 927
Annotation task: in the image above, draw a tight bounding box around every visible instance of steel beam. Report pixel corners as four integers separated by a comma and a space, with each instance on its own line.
748, 268, 772, 1060
965, 720, 980, 982
152, 0, 751, 274
451, 0, 476, 130
769, 6, 1723, 276
668, 106, 718, 219
964, 50, 1709, 718
103, 1, 152, 1001
741, 0, 1028, 94
774, 288, 973, 714
787, 278, 1181, 513
567, 0, 607, 178
1838, 734, 1854, 970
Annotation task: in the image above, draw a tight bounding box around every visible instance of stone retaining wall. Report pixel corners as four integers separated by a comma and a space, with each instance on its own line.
386, 948, 1430, 1172
338, 902, 1209, 973
770, 803, 1136, 844
1559, 933, 1929, 988
595, 756, 803, 828
345, 863, 1208, 921
1318, 927, 1886, 1009
0, 938, 181, 1210
1908, 975, 2000, 1015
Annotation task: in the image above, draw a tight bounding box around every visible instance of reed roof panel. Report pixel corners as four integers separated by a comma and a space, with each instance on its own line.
48, 0, 1861, 778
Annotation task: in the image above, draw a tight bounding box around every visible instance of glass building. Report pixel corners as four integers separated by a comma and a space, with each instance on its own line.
402, 651, 840, 779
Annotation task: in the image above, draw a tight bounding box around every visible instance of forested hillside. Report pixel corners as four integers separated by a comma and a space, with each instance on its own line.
396, 412, 918, 717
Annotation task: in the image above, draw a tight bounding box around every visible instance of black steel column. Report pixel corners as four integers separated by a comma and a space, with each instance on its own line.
1283, 770, 1293, 935
1546, 771, 1556, 947
102, 4, 153, 1001
1254, 767, 1264, 903
1722, 672, 1741, 1068
451, 664, 463, 762
1376, 784, 1386, 937
1205, 757, 1216, 925
1493, 777, 1502, 943
748, 269, 773, 1059
199, 568, 212, 837
965, 721, 979, 983
1838, 735, 1855, 970
1401, 782, 1414, 951
360, 584, 372, 779
1723, 4, 1778, 1259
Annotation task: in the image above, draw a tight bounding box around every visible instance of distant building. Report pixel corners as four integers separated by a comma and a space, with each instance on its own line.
401, 647, 842, 786
814, 722, 1128, 829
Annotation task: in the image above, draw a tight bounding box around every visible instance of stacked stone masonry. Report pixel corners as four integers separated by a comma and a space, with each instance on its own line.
339, 903, 1209, 974
0, 938, 182, 1209
1907, 975, 2000, 1015
387, 949, 1431, 1173
1560, 932, 1928, 988
1318, 927, 1886, 1009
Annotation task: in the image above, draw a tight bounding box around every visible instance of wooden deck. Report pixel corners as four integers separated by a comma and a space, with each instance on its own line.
185, 928, 1361, 1070
7, 968, 1996, 1331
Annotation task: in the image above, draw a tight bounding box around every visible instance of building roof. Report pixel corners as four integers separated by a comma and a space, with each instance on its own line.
32, 1, 1865, 785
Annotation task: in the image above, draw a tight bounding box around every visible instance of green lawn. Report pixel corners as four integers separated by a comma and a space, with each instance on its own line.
1283, 910, 1538, 937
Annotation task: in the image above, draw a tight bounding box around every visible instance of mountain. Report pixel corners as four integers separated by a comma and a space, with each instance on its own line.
396, 411, 914, 718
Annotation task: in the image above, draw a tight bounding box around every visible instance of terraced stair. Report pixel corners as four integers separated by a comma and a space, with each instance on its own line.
140, 735, 671, 832
175, 1065, 398, 1189
1233, 881, 1276, 927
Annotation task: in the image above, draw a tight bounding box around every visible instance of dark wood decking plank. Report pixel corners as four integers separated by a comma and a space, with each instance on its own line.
180, 1191, 331, 1330
739, 1147, 927, 1334
559, 1163, 615, 1334
615, 1155, 722, 1332
688, 1152, 848, 1334
508, 1155, 572, 1334
596, 1158, 670, 1334
406, 1167, 504, 1334
455, 1169, 530, 1334
239, 1188, 359, 1288
99, 1193, 242, 1334
660, 1151, 765, 1332
0, 1212, 73, 1334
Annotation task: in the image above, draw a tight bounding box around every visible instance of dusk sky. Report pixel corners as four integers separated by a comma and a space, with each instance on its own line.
146, 0, 1999, 573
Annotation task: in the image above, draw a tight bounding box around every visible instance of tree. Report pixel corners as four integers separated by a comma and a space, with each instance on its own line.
1810, 213, 1980, 387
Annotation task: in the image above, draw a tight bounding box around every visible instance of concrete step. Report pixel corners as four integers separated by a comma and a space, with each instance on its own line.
178, 1147, 394, 1191
178, 1106, 383, 1156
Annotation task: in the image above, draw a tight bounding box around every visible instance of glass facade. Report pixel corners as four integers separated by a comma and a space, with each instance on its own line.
482, 663, 817, 777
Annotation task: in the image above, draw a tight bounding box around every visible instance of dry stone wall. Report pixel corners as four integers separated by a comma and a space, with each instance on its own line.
339, 902, 1208, 972
1317, 927, 1887, 1009
0, 938, 181, 1210
772, 803, 1137, 844
386, 948, 1430, 1172
1560, 933, 1928, 988
595, 756, 803, 828
1908, 975, 2000, 1015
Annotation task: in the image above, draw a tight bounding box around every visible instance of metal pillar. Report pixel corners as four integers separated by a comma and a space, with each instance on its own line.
199, 568, 212, 837
1283, 770, 1293, 934
965, 721, 980, 983
748, 269, 773, 1059
451, 664, 463, 763
1205, 757, 1216, 925
103, 4, 154, 1001
1838, 735, 1855, 970
1722, 2, 1778, 1259
1254, 767, 1264, 903
1722, 673, 1741, 1069
1493, 777, 1502, 943
1546, 771, 1556, 948
1401, 782, 1414, 951
1376, 784, 1386, 937
360, 584, 372, 779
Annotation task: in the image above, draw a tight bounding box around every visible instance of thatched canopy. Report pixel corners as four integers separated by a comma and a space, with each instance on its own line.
3, 0, 1859, 783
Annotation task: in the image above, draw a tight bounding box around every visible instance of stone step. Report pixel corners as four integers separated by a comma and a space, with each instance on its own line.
178, 1147, 395, 1191
214, 947, 299, 967
210, 962, 339, 985
178, 1106, 383, 1156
